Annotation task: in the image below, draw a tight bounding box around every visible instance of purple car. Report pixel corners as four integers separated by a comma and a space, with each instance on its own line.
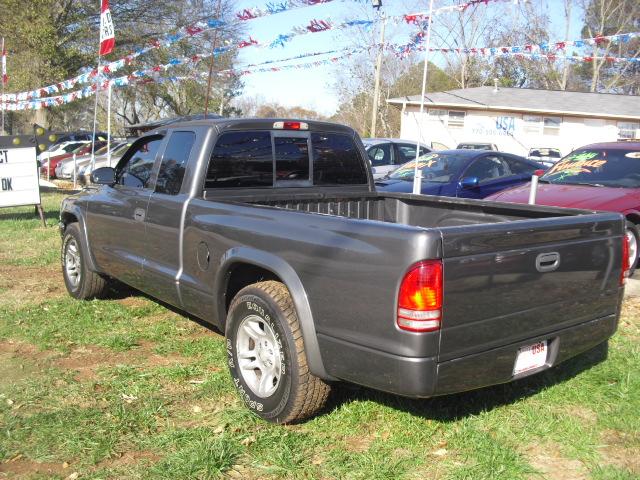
375, 150, 546, 199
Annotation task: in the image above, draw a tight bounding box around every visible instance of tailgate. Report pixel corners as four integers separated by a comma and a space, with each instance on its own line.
438, 212, 624, 362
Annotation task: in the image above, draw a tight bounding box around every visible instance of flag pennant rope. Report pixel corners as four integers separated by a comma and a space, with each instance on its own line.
0, 0, 524, 102
395, 31, 640, 58
5, 41, 640, 112
1, 0, 344, 102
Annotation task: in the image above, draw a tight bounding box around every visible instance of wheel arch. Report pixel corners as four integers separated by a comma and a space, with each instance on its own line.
624, 210, 640, 226
215, 247, 332, 380
60, 205, 99, 273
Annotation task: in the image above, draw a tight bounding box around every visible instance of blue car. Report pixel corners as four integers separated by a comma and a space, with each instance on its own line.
375, 150, 546, 199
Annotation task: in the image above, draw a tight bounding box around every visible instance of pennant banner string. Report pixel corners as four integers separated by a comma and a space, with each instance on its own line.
1, 0, 347, 102
2, 0, 524, 102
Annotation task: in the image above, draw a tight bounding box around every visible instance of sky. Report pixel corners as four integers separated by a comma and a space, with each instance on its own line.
231, 0, 585, 116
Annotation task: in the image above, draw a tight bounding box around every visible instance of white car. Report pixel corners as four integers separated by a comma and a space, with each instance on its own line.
77, 142, 132, 185
362, 138, 432, 179
56, 142, 126, 179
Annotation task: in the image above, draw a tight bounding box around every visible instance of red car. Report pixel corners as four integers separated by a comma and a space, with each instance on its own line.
40, 142, 105, 178
487, 142, 640, 273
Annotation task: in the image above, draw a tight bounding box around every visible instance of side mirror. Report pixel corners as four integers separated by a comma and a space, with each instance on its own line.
459, 176, 479, 189
91, 167, 116, 185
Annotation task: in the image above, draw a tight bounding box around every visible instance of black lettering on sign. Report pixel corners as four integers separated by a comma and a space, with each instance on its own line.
1, 178, 13, 191
0, 150, 8, 163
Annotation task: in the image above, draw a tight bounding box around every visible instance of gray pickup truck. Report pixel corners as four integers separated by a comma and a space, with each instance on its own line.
59, 118, 630, 423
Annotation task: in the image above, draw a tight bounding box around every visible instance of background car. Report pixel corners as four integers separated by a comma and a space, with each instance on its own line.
375, 150, 546, 199
78, 142, 132, 185
41, 142, 106, 178
456, 142, 499, 151
486, 142, 640, 273
55, 142, 123, 179
528, 147, 562, 167
38, 141, 89, 164
362, 138, 431, 179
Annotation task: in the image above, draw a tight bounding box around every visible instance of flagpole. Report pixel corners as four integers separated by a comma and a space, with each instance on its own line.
1, 38, 5, 134
412, 0, 435, 195
90, 57, 101, 173
106, 81, 112, 167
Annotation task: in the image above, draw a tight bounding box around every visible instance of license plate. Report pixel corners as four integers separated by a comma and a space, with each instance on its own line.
513, 341, 548, 376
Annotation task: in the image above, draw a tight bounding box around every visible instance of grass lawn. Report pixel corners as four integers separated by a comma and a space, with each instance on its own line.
0, 191, 638, 479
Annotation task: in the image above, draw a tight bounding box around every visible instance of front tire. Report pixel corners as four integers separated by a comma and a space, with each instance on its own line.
61, 223, 110, 299
226, 281, 330, 424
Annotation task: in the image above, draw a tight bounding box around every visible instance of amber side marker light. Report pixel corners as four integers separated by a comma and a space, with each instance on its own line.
397, 260, 443, 332
621, 234, 630, 286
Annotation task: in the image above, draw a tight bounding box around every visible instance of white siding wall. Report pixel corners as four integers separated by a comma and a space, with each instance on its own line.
400, 107, 622, 157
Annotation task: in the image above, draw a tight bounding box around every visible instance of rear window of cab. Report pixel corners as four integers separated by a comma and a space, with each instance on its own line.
205, 131, 368, 188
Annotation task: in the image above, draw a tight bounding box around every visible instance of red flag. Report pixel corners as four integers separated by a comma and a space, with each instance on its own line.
99, 0, 115, 56
1, 38, 7, 85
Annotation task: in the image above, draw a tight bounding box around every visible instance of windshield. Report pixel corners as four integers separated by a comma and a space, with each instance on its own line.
388, 152, 470, 183
541, 148, 640, 188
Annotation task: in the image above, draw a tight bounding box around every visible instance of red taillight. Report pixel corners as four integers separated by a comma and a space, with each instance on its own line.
621, 234, 630, 286
397, 260, 443, 332
534, 169, 545, 177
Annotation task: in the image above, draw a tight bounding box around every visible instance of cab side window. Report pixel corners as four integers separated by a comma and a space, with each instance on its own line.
156, 131, 196, 195
117, 136, 163, 189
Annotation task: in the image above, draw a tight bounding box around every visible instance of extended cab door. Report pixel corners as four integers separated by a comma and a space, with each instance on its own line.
85, 134, 164, 287
141, 130, 199, 307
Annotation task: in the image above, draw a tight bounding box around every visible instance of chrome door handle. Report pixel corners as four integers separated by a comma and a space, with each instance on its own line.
536, 252, 560, 272
133, 208, 145, 222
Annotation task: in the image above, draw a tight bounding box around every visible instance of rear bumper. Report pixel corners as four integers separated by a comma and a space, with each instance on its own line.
318, 312, 618, 398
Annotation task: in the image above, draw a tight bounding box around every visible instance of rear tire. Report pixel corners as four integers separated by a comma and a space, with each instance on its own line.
61, 223, 110, 299
626, 221, 639, 277
226, 281, 330, 424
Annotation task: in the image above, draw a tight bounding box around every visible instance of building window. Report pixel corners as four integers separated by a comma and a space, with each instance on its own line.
428, 109, 446, 121
618, 122, 639, 140
543, 116, 562, 136
448, 111, 466, 129
523, 115, 542, 134
523, 115, 562, 135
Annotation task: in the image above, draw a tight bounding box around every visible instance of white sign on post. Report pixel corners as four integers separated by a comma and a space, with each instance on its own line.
0, 147, 41, 208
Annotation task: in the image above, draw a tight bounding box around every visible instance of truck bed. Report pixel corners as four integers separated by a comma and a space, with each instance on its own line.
207, 190, 578, 229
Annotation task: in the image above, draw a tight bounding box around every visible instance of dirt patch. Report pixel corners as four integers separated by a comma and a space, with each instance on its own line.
115, 296, 152, 309
523, 442, 588, 480
0, 264, 64, 306
556, 405, 598, 426
52, 342, 192, 381
599, 430, 640, 474
96, 450, 161, 469
0, 457, 66, 478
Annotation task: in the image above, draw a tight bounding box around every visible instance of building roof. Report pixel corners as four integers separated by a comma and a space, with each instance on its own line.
387, 86, 640, 120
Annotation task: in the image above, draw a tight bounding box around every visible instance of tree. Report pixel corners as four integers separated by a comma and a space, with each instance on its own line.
577, 0, 640, 93
0, 0, 245, 134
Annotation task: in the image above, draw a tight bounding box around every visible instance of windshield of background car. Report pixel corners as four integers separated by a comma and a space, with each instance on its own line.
389, 153, 469, 183
541, 148, 640, 188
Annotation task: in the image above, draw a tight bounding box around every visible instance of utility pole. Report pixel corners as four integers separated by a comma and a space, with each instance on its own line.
204, 0, 223, 115
369, 6, 386, 138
